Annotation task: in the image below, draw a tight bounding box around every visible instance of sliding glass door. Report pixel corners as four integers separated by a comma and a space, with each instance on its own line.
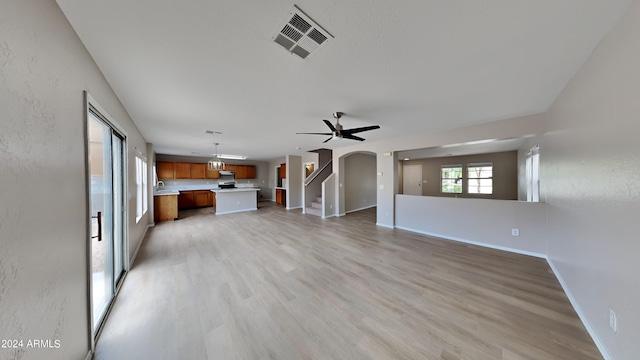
88, 106, 126, 335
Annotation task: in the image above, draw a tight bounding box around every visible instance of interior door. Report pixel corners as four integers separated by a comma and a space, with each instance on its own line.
88, 107, 126, 335
403, 164, 423, 196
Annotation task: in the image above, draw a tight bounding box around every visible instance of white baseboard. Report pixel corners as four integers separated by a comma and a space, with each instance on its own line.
375, 222, 395, 229
546, 259, 611, 360
129, 224, 152, 268
286, 206, 302, 210
394, 225, 546, 259
345, 204, 376, 214
322, 213, 336, 219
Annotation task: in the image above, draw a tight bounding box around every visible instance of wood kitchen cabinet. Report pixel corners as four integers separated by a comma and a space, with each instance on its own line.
276, 188, 286, 206
190, 163, 205, 179
246, 165, 256, 179
280, 163, 286, 179
174, 162, 191, 179
193, 190, 212, 207
205, 168, 220, 179
154, 195, 178, 222
235, 165, 247, 179
178, 191, 195, 210
156, 161, 255, 180
157, 162, 175, 179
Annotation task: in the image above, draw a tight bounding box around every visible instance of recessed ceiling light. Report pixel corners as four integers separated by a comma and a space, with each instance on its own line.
403, 158, 410, 161
296, 147, 302, 150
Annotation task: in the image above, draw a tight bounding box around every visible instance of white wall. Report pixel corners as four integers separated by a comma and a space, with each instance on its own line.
541, 2, 640, 358
322, 173, 337, 218
396, 196, 548, 257
286, 155, 302, 209
0, 1, 149, 359
344, 153, 377, 213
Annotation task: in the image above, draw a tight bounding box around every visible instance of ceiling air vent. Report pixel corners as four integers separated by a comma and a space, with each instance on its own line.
272, 6, 333, 60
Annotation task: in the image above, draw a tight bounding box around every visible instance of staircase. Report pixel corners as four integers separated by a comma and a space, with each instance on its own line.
306, 195, 322, 216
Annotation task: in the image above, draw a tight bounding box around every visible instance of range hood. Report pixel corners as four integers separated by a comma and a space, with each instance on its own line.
219, 170, 234, 176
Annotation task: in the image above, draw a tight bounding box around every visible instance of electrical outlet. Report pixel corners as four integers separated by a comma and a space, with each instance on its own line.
609, 309, 617, 333
512, 228, 520, 236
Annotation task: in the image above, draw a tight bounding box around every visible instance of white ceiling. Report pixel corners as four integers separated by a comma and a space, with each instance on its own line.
56, 0, 630, 161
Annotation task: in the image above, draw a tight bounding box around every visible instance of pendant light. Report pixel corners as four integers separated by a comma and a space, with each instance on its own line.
208, 143, 225, 170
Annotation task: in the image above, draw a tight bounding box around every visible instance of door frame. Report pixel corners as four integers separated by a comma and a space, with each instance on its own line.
84, 92, 130, 350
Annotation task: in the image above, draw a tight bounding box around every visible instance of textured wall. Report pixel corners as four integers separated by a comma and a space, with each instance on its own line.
542, 2, 640, 358
0, 1, 148, 359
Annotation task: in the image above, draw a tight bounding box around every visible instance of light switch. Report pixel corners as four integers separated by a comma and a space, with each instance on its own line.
379, 184, 384, 190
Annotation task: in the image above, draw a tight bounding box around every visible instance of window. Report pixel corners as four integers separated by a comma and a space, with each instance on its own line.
135, 156, 147, 222
526, 146, 540, 202
441, 165, 462, 193
467, 163, 493, 194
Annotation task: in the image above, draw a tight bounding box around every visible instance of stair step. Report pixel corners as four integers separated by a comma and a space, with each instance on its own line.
316, 196, 322, 203
306, 207, 322, 216
311, 201, 322, 209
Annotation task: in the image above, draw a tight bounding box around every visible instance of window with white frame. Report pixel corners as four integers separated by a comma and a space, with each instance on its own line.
526, 145, 540, 202
467, 162, 493, 194
441, 165, 463, 193
135, 156, 147, 222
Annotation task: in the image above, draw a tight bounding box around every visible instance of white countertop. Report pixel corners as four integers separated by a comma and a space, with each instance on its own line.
211, 188, 260, 193
154, 184, 259, 196
153, 190, 179, 196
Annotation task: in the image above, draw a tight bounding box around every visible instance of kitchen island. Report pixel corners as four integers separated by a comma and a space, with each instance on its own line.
211, 188, 260, 215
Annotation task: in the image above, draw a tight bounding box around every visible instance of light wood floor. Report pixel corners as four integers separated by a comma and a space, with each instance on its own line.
94, 204, 602, 360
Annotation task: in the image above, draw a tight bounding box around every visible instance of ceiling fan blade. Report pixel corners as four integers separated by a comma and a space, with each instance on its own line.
296, 132, 333, 135
323, 119, 337, 132
342, 134, 366, 141
322, 137, 333, 143
342, 125, 380, 134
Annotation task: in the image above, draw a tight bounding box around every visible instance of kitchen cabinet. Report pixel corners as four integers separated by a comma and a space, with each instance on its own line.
193, 190, 212, 207
280, 163, 286, 179
205, 168, 220, 179
190, 163, 205, 179
178, 191, 195, 210
156, 161, 256, 180
174, 162, 191, 179
180, 190, 214, 209
157, 162, 175, 179
235, 165, 247, 179
276, 188, 286, 206
246, 165, 256, 179
154, 195, 178, 222
212, 192, 216, 212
